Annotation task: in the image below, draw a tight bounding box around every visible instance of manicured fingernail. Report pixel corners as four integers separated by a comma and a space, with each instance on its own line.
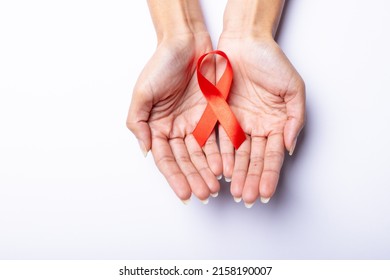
181, 198, 191, 205
138, 140, 148, 157
233, 196, 242, 203
289, 138, 297, 156
225, 177, 231, 183
216, 174, 223, 180
211, 192, 219, 198
244, 202, 255, 208
201, 198, 209, 204
260, 197, 271, 204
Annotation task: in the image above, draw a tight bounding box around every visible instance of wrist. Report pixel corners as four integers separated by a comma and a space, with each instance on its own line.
222, 0, 284, 39
147, 0, 208, 43
156, 29, 212, 56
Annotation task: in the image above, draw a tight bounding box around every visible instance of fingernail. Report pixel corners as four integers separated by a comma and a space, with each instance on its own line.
211, 192, 219, 198
200, 198, 209, 204
289, 138, 297, 156
233, 196, 242, 203
244, 202, 255, 209
181, 198, 191, 205
225, 177, 231, 183
138, 140, 148, 157
260, 197, 271, 204
216, 174, 223, 180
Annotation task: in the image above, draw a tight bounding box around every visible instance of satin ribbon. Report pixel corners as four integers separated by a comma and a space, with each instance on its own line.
193, 50, 246, 149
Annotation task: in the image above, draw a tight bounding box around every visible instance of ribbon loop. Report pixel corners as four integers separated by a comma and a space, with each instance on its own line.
193, 50, 246, 149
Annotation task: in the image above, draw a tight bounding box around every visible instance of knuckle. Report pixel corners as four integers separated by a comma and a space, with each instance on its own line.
156, 155, 175, 166
265, 150, 284, 160
246, 172, 261, 179
176, 156, 191, 164
236, 150, 250, 158
250, 155, 264, 163
233, 168, 248, 175
191, 150, 205, 159
263, 169, 280, 176
205, 138, 217, 146
205, 151, 220, 158
221, 152, 233, 156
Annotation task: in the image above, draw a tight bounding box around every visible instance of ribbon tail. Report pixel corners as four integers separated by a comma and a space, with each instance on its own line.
192, 105, 217, 147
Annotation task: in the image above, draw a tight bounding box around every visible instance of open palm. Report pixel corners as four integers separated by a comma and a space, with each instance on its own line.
218, 36, 305, 205
127, 34, 221, 202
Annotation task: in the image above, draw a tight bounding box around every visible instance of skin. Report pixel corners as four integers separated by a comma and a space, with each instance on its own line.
127, 0, 305, 205
218, 0, 305, 205
127, 0, 222, 202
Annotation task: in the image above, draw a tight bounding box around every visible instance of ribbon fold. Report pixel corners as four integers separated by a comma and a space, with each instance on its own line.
193, 50, 246, 150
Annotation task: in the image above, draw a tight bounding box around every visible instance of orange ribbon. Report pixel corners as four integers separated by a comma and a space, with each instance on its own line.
193, 50, 246, 149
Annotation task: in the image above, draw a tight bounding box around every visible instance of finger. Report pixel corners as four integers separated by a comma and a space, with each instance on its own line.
185, 135, 220, 196
219, 125, 234, 181
284, 81, 306, 155
230, 136, 251, 203
170, 138, 210, 202
202, 130, 223, 178
152, 137, 191, 201
126, 85, 153, 156
259, 133, 285, 202
242, 136, 267, 204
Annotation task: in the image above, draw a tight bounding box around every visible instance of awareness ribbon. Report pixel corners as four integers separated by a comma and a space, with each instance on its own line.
193, 50, 246, 150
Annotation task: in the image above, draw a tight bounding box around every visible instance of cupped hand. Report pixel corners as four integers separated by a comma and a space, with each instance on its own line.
217, 35, 305, 206
127, 33, 222, 202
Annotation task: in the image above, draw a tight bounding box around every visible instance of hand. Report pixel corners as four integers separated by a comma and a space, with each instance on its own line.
127, 33, 222, 202
217, 35, 305, 206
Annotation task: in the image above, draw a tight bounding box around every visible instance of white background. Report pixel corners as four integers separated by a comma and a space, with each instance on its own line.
1, 0, 390, 259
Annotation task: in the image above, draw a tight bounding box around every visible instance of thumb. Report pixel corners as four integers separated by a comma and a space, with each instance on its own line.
126, 86, 153, 157
284, 83, 306, 156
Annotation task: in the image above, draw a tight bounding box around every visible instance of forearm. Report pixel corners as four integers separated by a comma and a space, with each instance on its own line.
147, 0, 208, 42
222, 0, 285, 38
